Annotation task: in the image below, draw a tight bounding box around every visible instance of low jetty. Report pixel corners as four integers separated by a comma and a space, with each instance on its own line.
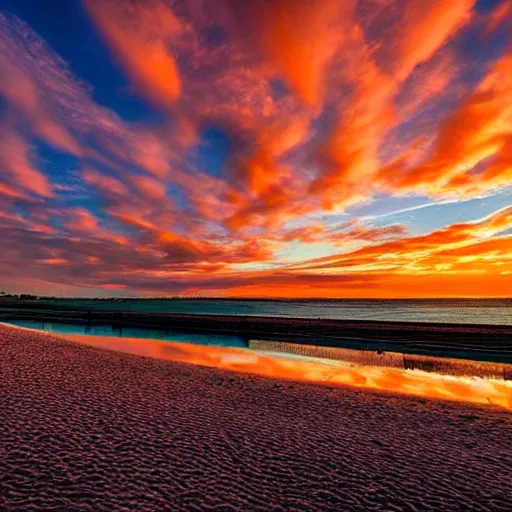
1, 300, 511, 363
250, 341, 512, 380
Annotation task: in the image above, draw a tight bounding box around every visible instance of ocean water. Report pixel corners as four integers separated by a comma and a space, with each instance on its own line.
7, 319, 247, 348
34, 298, 512, 325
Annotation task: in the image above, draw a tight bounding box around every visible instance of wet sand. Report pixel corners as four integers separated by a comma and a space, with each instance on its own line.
36, 329, 512, 409
2, 324, 512, 511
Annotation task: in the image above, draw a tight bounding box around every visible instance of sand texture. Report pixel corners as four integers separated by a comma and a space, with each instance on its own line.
2, 324, 512, 512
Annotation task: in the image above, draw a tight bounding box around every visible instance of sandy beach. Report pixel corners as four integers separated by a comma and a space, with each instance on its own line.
2, 323, 512, 511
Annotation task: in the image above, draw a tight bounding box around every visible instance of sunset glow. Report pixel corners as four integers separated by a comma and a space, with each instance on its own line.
0, 0, 511, 297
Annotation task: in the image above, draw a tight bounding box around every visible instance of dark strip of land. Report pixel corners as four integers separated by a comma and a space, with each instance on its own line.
1, 301, 511, 363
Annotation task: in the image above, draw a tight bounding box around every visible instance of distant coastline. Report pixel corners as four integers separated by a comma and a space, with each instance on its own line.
1, 294, 511, 302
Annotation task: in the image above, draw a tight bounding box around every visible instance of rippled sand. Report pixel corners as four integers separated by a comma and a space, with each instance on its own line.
2, 324, 511, 511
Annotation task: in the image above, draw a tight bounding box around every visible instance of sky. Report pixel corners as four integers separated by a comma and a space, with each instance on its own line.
0, 0, 511, 298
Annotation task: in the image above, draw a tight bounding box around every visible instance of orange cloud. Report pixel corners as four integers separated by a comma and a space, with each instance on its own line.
310, 0, 475, 208
281, 224, 327, 243
100, 283, 127, 290
329, 223, 408, 245
393, 0, 475, 81
83, 167, 130, 197
85, 255, 100, 265
96, 130, 171, 178
0, 125, 53, 198
396, 51, 457, 121
235, 117, 310, 198
158, 231, 207, 262
253, 0, 350, 106
130, 176, 168, 201
116, 208, 510, 297
381, 53, 512, 197
0, 182, 29, 200
280, 221, 407, 245
64, 208, 98, 233
0, 210, 57, 234
84, 0, 182, 108
310, 26, 395, 208
291, 207, 512, 272
224, 0, 352, 107
111, 212, 158, 232
37, 258, 69, 266
0, 54, 82, 156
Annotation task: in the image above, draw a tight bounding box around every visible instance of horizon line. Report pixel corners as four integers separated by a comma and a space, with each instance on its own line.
2, 294, 511, 301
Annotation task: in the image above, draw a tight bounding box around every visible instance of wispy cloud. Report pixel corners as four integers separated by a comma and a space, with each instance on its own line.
84, 0, 183, 108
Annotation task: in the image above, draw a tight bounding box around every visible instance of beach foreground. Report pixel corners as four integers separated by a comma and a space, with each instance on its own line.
2, 324, 512, 511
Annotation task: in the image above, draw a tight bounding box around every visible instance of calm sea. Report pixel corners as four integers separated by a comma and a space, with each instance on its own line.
35, 298, 512, 326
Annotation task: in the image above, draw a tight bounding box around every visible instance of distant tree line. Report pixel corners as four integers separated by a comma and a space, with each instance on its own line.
0, 291, 40, 300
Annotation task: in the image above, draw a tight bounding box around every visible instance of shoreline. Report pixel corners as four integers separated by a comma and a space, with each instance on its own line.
5, 323, 512, 410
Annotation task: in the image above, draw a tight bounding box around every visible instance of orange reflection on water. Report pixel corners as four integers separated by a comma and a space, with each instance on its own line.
58, 333, 512, 411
